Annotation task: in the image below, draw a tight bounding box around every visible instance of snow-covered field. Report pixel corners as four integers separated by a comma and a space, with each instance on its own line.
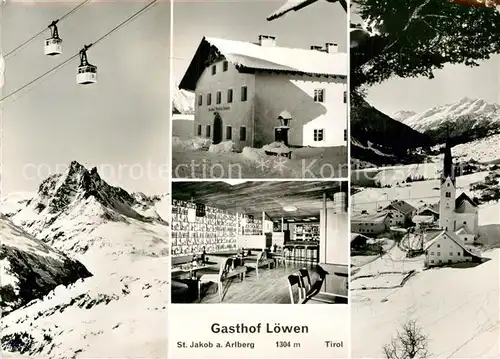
352, 162, 442, 187
172, 136, 348, 178
1, 258, 168, 358
351, 171, 489, 213
452, 133, 500, 163
351, 203, 500, 358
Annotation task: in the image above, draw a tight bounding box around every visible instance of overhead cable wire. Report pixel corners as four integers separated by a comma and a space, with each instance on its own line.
0, 0, 158, 103
4, 0, 92, 58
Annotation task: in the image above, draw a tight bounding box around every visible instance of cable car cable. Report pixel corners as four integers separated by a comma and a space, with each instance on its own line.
0, 0, 158, 103
4, 0, 91, 59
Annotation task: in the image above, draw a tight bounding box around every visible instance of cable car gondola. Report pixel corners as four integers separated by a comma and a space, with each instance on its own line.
77, 44, 97, 85
44, 20, 63, 56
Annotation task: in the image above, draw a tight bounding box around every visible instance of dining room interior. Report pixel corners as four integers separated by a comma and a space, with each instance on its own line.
170, 180, 349, 304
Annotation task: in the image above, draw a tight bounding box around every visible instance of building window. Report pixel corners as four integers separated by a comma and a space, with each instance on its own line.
226, 126, 232, 140
207, 93, 212, 106
227, 89, 233, 103
446, 192, 451, 198
240, 126, 246, 141
344, 129, 347, 141
448, 260, 452, 264
198, 94, 203, 106
449, 252, 453, 256
211, 65, 216, 75
223, 61, 228, 72
343, 91, 347, 103
430, 252, 434, 255
206, 125, 211, 138
314, 129, 324, 142
241, 86, 248, 101
216, 91, 222, 104
197, 125, 202, 136
314, 88, 325, 102
439, 260, 442, 264
437, 244, 440, 248
437, 252, 440, 256
457, 252, 460, 256
447, 183, 450, 187
430, 260, 434, 264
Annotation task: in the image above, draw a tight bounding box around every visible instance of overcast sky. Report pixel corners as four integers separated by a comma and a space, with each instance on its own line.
172, 0, 347, 84
1, 0, 169, 196
351, 10, 500, 117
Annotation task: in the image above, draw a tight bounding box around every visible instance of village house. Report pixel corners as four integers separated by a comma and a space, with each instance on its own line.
350, 211, 392, 236
412, 215, 436, 230
412, 203, 439, 230
383, 200, 416, 227
350, 233, 371, 251
424, 230, 481, 267
178, 35, 348, 151
415, 203, 440, 221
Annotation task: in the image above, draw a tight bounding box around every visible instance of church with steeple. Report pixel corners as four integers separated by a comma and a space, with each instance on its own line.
438, 142, 479, 243
423, 142, 481, 267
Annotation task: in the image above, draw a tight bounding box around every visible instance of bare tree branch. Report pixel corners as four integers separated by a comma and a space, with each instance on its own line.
383, 320, 429, 359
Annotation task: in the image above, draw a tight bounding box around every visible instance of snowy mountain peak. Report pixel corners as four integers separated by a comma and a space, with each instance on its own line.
10, 161, 168, 240
29, 161, 121, 216
172, 86, 195, 115
4, 161, 169, 259
402, 97, 500, 133
393, 110, 417, 122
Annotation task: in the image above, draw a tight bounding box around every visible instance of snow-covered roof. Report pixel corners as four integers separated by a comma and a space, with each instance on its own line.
179, 36, 347, 91
351, 232, 371, 242
351, 211, 391, 223
412, 215, 435, 224
424, 230, 480, 258
267, 0, 318, 21
455, 192, 478, 209
417, 203, 440, 215
384, 200, 416, 215
267, 0, 347, 21
455, 224, 474, 236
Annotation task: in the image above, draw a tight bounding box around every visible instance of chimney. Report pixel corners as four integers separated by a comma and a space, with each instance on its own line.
258, 35, 276, 47
325, 42, 338, 53
310, 45, 324, 51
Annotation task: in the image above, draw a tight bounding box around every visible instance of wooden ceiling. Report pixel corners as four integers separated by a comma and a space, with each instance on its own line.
172, 181, 347, 221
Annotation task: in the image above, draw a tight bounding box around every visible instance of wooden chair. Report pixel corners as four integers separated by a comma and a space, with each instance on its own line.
272, 246, 289, 268
198, 257, 246, 302
298, 268, 312, 299
244, 250, 274, 278
287, 274, 305, 304
302, 265, 348, 304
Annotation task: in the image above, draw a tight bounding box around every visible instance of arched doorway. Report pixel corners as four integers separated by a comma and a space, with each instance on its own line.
213, 112, 223, 144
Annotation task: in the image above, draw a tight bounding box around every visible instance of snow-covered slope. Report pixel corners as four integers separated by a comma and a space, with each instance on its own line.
0, 192, 34, 218
402, 97, 500, 132
393, 110, 417, 122
1, 161, 169, 358
172, 85, 195, 115
450, 133, 500, 163
352, 203, 500, 358
0, 215, 91, 315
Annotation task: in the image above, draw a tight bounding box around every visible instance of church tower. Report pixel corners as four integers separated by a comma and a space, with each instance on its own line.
439, 141, 456, 232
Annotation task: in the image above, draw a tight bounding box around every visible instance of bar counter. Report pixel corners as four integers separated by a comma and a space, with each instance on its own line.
283, 240, 319, 262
